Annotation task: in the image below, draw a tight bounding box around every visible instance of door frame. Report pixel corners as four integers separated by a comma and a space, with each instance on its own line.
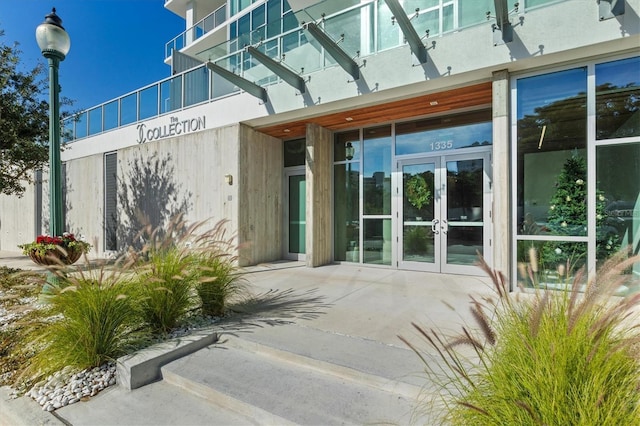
396, 149, 492, 275
283, 167, 306, 261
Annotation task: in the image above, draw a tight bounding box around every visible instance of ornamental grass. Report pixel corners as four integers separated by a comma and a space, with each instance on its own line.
25, 264, 150, 382
400, 252, 640, 425
1, 216, 245, 391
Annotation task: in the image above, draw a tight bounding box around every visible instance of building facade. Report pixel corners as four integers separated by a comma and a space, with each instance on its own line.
1, 0, 638, 287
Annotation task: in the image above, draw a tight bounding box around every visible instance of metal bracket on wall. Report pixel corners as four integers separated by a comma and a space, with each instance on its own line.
245, 46, 306, 94
205, 62, 267, 103
303, 22, 360, 80
383, 0, 427, 64
489, 0, 515, 46
598, 0, 625, 20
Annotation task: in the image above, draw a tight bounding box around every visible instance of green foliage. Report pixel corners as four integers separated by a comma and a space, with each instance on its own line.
0, 30, 73, 197
401, 254, 640, 425
27, 267, 149, 378
134, 246, 197, 334
541, 155, 621, 268
194, 253, 246, 317
1, 216, 244, 390
406, 174, 431, 210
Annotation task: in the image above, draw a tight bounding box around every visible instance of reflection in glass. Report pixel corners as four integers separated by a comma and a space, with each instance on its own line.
160, 77, 182, 114
284, 139, 305, 167
447, 159, 483, 222
75, 112, 87, 139
363, 219, 391, 265
447, 227, 482, 265
184, 66, 209, 107
103, 101, 118, 131
288, 174, 305, 254
120, 94, 137, 126
334, 131, 360, 162
403, 226, 434, 263
597, 143, 640, 285
334, 163, 360, 262
517, 68, 587, 236
363, 126, 391, 215
88, 107, 102, 136
377, 1, 400, 51
396, 111, 492, 155
596, 56, 640, 140
517, 240, 588, 289
139, 86, 158, 120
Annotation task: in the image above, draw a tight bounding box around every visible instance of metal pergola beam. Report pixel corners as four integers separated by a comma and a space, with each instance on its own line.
246, 46, 306, 93
383, 0, 427, 64
303, 22, 360, 80
493, 0, 513, 44
206, 62, 267, 102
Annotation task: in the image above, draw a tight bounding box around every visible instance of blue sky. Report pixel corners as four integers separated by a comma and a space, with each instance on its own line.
0, 0, 184, 111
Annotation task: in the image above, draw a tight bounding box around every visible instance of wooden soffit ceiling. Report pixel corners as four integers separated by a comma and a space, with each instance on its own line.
256, 81, 492, 139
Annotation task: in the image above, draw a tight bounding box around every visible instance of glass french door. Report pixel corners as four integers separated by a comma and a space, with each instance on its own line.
398, 152, 491, 274
284, 169, 306, 260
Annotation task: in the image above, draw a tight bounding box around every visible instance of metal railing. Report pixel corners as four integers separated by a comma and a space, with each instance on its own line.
165, 4, 227, 60
65, 0, 561, 143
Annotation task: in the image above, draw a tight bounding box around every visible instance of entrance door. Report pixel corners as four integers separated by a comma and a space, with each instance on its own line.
284, 169, 306, 260
398, 152, 491, 274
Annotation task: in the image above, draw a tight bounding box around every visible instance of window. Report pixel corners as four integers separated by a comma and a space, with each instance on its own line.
104, 152, 118, 251
514, 57, 640, 288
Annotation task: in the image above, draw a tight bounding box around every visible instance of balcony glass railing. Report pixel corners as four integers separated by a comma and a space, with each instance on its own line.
65, 0, 561, 143
165, 3, 227, 59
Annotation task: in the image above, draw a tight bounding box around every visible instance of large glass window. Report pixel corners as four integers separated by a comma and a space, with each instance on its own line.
596, 56, 640, 140
517, 68, 587, 236
363, 125, 392, 216
334, 131, 360, 262
396, 110, 492, 155
515, 57, 639, 289
596, 143, 640, 270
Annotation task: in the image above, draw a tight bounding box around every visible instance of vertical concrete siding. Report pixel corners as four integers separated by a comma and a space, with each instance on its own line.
237, 124, 283, 266
492, 70, 511, 278
305, 123, 332, 267
0, 183, 36, 251
64, 156, 106, 251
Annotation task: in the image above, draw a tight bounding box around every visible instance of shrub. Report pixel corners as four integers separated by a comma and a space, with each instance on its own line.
194, 253, 246, 317
401, 253, 640, 425
134, 246, 196, 334
27, 265, 148, 379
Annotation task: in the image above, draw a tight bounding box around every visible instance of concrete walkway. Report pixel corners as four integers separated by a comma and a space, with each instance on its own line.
0, 252, 494, 425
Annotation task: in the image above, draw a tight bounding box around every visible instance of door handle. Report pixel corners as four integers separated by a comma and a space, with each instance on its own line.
441, 219, 448, 234
432, 219, 440, 234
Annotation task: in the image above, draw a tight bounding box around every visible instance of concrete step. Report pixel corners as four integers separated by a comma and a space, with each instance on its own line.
161, 324, 433, 425
55, 379, 258, 425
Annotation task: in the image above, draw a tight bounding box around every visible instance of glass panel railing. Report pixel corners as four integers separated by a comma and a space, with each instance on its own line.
165, 4, 227, 60
139, 86, 159, 120
160, 75, 183, 113
88, 107, 102, 136
184, 66, 209, 107
75, 111, 87, 139
103, 100, 119, 131
64, 0, 568, 143
120, 93, 137, 126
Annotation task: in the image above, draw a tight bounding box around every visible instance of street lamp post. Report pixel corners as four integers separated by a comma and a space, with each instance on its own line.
36, 8, 70, 238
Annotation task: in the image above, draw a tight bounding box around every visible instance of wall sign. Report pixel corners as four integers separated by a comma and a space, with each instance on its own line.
137, 116, 206, 144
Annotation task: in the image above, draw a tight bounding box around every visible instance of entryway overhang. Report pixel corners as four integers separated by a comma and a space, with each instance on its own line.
253, 81, 492, 139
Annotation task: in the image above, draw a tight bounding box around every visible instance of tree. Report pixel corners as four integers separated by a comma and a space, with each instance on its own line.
0, 30, 71, 197
541, 154, 621, 269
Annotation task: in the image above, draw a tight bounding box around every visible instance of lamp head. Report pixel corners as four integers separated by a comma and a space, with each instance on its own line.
345, 142, 355, 161
36, 8, 70, 59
